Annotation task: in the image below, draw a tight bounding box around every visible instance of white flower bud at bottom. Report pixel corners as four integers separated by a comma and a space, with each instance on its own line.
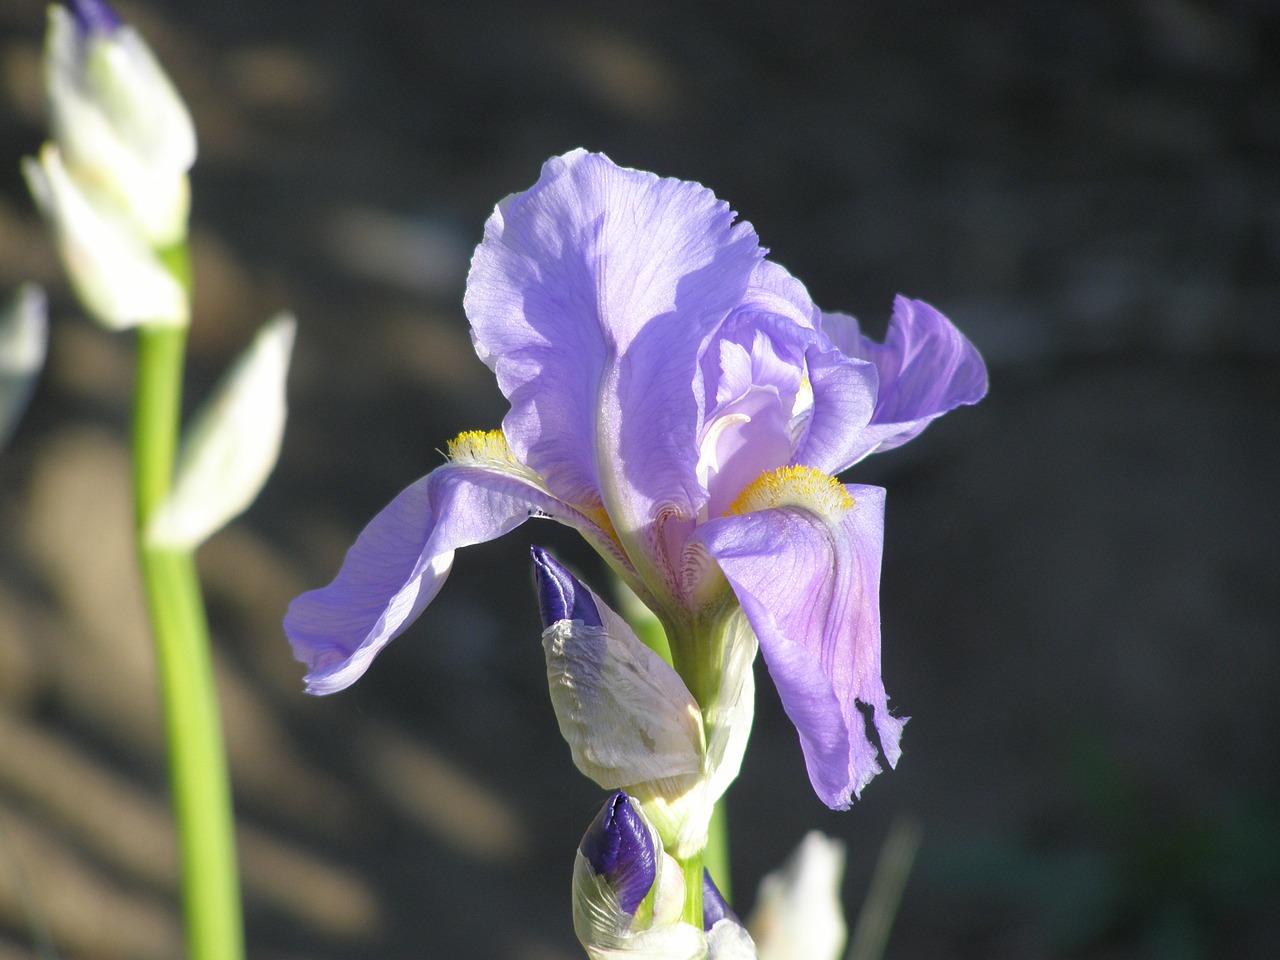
147, 314, 296, 548
747, 832, 847, 960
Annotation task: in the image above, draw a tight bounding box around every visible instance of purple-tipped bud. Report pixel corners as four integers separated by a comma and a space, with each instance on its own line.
702, 869, 741, 930
65, 0, 122, 36
580, 791, 657, 916
531, 546, 601, 628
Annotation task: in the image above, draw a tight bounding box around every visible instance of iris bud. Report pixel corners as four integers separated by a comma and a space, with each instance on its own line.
572, 791, 705, 960
45, 0, 196, 246
533, 549, 759, 860
534, 550, 704, 793
532, 545, 602, 627
23, 144, 188, 329
25, 0, 196, 330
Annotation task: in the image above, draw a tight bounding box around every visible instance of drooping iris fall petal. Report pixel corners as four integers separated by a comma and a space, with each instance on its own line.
696, 478, 900, 809
821, 295, 987, 465
286, 449, 606, 694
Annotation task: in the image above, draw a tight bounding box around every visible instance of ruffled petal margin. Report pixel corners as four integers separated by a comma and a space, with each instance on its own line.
465, 149, 762, 536
693, 484, 903, 809
285, 462, 600, 694
821, 296, 987, 466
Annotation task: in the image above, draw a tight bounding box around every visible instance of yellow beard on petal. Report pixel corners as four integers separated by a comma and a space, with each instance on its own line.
446, 428, 515, 463
725, 463, 855, 519
446, 429, 547, 486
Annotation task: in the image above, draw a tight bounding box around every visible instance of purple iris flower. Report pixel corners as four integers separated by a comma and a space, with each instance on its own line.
285, 150, 986, 808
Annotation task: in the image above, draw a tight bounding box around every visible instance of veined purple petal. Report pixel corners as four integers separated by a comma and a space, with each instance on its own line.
285, 462, 598, 694
700, 263, 879, 494
465, 150, 762, 539
694, 484, 903, 809
531, 547, 602, 627
822, 296, 987, 466
580, 791, 657, 916
791, 338, 878, 477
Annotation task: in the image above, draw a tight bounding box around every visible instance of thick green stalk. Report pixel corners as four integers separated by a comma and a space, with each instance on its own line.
678, 852, 704, 928
133, 321, 244, 960
627, 598, 733, 918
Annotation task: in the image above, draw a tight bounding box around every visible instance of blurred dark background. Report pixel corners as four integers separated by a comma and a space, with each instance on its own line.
1, 1, 1277, 958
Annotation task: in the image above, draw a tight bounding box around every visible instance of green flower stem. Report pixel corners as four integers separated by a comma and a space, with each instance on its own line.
134, 321, 244, 960
705, 799, 730, 903
678, 851, 704, 929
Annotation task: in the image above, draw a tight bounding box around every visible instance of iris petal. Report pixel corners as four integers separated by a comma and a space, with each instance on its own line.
822, 296, 987, 465
285, 462, 600, 694
465, 150, 762, 546
694, 484, 902, 809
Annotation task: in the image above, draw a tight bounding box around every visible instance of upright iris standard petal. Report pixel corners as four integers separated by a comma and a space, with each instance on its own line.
695, 478, 900, 810
285, 457, 602, 694
821, 296, 987, 465
465, 149, 762, 548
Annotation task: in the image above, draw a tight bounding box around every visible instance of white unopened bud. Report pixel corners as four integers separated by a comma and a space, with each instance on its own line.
747, 832, 847, 960
45, 1, 195, 246
0, 284, 48, 449
23, 144, 188, 329
147, 313, 295, 548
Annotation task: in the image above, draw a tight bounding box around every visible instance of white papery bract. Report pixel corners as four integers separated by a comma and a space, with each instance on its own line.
148, 314, 295, 548
539, 557, 757, 859
705, 919, 760, 960
543, 600, 704, 790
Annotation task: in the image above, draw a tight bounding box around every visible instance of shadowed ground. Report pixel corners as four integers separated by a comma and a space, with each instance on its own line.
0, 1, 1277, 957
